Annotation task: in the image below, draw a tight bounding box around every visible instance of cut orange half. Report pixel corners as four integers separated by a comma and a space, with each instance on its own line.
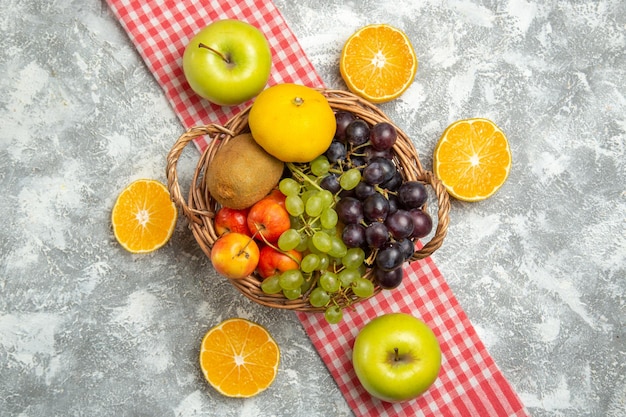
111, 179, 177, 253
434, 118, 512, 202
199, 318, 280, 398
340, 24, 418, 103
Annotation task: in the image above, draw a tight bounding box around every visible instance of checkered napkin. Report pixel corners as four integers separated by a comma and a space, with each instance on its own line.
106, 0, 530, 415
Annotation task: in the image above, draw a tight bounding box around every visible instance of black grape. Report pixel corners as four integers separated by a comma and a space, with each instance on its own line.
342, 223, 366, 248
365, 222, 389, 248
373, 266, 404, 289
363, 193, 390, 222
320, 173, 341, 194
376, 246, 404, 271
370, 157, 396, 182
370, 122, 398, 151
385, 209, 415, 239
380, 171, 403, 191
335, 197, 363, 225
408, 209, 433, 238
362, 161, 385, 185
345, 119, 370, 146
325, 141, 347, 163
365, 146, 394, 161
394, 238, 415, 260
398, 181, 428, 209
334, 111, 356, 142
354, 181, 376, 200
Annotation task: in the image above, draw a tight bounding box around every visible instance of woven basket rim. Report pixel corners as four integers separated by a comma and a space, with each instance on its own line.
166, 88, 450, 311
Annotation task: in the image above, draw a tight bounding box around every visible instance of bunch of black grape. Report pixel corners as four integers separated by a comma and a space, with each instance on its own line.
319, 111, 434, 290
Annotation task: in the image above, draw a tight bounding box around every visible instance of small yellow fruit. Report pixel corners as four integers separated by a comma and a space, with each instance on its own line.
248, 83, 336, 163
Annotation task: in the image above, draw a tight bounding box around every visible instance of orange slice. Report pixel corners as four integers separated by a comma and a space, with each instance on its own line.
340, 24, 418, 103
199, 318, 280, 398
434, 118, 512, 202
111, 179, 177, 253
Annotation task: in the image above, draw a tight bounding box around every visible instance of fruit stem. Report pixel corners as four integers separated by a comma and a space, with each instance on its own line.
235, 235, 257, 258
198, 42, 230, 63
287, 163, 324, 192
292, 96, 304, 106
254, 227, 302, 265
394, 347, 400, 362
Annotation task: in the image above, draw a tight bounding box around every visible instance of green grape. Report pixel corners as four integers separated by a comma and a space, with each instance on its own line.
319, 271, 341, 293
311, 156, 331, 176
301, 189, 316, 204
301, 253, 320, 273
312, 231, 332, 253
296, 234, 309, 252
309, 287, 331, 307
339, 168, 361, 190
278, 229, 301, 251
285, 195, 304, 217
300, 276, 313, 293
283, 287, 302, 300
279, 270, 304, 290
305, 175, 319, 189
279, 178, 301, 196
324, 305, 343, 324
318, 190, 334, 208
305, 194, 324, 217
320, 208, 338, 229
338, 268, 360, 287
317, 254, 330, 271
328, 236, 348, 259
261, 275, 282, 294
341, 247, 366, 269
352, 277, 375, 298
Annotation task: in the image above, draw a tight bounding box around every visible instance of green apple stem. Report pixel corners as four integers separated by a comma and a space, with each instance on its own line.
198, 42, 230, 63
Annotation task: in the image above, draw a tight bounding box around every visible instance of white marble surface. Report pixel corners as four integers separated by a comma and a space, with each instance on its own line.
1, 1, 624, 416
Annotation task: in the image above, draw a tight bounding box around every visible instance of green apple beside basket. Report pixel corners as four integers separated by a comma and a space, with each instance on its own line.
165, 89, 450, 312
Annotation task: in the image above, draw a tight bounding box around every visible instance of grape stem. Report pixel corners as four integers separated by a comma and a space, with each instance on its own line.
364, 248, 378, 266
287, 162, 324, 192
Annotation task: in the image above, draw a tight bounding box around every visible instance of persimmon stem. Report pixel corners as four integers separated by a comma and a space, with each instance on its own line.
198, 42, 230, 63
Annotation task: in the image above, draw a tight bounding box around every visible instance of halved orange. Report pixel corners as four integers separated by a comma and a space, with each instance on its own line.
340, 24, 418, 103
199, 318, 280, 398
434, 118, 512, 202
111, 179, 177, 253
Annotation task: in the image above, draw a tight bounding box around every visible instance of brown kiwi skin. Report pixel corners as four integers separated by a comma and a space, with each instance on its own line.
206, 133, 285, 210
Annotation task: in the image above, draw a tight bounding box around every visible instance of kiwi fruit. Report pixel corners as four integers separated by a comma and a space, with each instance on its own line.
206, 133, 284, 209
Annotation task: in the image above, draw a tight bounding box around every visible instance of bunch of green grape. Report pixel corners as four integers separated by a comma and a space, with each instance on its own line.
260, 156, 375, 324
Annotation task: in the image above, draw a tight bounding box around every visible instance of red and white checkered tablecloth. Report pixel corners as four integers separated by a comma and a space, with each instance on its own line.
105, 1, 530, 415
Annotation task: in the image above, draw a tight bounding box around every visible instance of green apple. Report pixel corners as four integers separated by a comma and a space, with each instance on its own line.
182, 19, 272, 106
352, 313, 441, 402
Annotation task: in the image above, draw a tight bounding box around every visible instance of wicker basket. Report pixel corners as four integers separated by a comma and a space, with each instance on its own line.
166, 89, 450, 311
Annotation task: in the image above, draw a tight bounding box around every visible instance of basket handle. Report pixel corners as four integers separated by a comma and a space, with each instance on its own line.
165, 124, 234, 222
